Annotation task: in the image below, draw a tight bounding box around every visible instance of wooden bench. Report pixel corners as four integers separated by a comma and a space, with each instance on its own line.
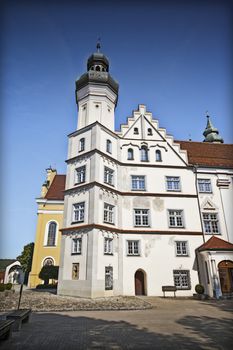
6, 309, 31, 331
0, 320, 15, 340
162, 285, 177, 298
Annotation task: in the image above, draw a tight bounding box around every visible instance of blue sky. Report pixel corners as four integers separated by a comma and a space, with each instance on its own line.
1, 0, 232, 258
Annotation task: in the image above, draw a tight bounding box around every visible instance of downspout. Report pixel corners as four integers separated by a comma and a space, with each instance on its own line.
216, 174, 230, 242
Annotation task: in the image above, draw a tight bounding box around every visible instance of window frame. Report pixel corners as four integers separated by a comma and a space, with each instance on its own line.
166, 176, 181, 192
155, 149, 162, 162
75, 165, 86, 185
141, 146, 149, 162
202, 212, 220, 234
198, 179, 212, 193
104, 238, 113, 255
71, 238, 82, 255
103, 203, 115, 224
168, 210, 184, 228
72, 202, 85, 223
131, 175, 146, 191
106, 139, 112, 154
79, 138, 85, 152
127, 240, 140, 256
173, 270, 191, 290
134, 209, 150, 227
175, 241, 188, 256
104, 166, 114, 186
127, 148, 134, 160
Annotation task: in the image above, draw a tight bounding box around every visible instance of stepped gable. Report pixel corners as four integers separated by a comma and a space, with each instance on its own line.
198, 236, 233, 252
45, 175, 66, 200
177, 141, 233, 168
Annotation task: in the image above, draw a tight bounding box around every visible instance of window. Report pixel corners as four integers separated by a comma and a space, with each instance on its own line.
148, 128, 152, 135
46, 222, 57, 246
106, 139, 112, 154
43, 257, 54, 266
134, 209, 149, 226
72, 263, 79, 280
141, 146, 148, 161
166, 176, 181, 191
168, 210, 184, 228
202, 213, 219, 234
128, 148, 134, 160
175, 241, 188, 256
131, 175, 145, 190
75, 166, 86, 184
198, 179, 212, 193
127, 240, 140, 256
105, 266, 113, 290
134, 127, 139, 134
72, 238, 82, 254
104, 238, 113, 255
73, 202, 85, 223
103, 203, 114, 224
79, 138, 85, 152
155, 150, 162, 162
173, 270, 191, 290
104, 166, 114, 185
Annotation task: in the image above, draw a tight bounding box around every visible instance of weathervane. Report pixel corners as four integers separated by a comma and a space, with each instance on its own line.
96, 37, 101, 52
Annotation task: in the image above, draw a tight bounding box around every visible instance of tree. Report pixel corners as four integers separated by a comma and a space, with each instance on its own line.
17, 242, 34, 284
38, 265, 59, 285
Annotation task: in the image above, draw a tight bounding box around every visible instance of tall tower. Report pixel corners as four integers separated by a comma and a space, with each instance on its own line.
75, 43, 119, 131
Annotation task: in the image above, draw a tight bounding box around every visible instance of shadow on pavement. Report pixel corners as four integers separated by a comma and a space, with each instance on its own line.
0, 311, 233, 350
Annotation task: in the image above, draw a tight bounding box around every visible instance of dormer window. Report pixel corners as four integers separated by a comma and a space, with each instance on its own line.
141, 146, 148, 162
148, 128, 152, 135
134, 128, 139, 135
106, 139, 112, 154
128, 148, 134, 160
79, 138, 85, 152
156, 150, 162, 162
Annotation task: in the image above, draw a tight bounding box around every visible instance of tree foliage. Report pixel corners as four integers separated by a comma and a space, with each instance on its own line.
39, 265, 59, 285
17, 242, 34, 273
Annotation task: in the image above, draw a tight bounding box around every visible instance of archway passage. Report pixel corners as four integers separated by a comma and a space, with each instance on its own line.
135, 270, 145, 295
218, 260, 233, 293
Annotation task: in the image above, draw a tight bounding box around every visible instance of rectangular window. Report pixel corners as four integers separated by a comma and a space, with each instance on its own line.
202, 213, 219, 234
79, 138, 85, 152
134, 209, 149, 226
73, 202, 85, 223
127, 240, 140, 256
198, 179, 212, 193
105, 266, 113, 290
173, 270, 191, 290
104, 238, 113, 255
72, 263, 79, 280
166, 176, 181, 191
103, 203, 114, 224
175, 241, 188, 256
131, 175, 146, 190
104, 166, 114, 186
75, 166, 86, 184
168, 210, 184, 228
72, 238, 82, 254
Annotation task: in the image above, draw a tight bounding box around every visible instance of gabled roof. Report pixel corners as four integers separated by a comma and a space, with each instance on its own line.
198, 236, 233, 252
177, 141, 233, 168
44, 175, 66, 200
0, 259, 17, 272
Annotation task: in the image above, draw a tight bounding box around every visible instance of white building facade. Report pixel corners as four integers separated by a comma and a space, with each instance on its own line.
58, 48, 233, 298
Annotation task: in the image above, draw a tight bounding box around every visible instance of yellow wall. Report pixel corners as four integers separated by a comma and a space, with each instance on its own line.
29, 202, 64, 288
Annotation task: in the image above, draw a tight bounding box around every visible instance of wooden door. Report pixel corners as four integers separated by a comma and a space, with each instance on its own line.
135, 270, 145, 295
218, 261, 233, 293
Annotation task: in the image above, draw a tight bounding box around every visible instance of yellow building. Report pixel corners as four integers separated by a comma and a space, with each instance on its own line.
29, 168, 65, 288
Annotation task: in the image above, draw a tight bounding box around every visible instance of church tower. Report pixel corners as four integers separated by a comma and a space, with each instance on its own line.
75, 43, 119, 131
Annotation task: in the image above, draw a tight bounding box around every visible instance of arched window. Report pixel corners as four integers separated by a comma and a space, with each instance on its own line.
79, 138, 85, 152
141, 146, 148, 161
128, 148, 134, 160
47, 222, 57, 246
106, 139, 112, 153
156, 149, 162, 162
43, 257, 54, 266
148, 128, 152, 135
96, 65, 100, 71
134, 127, 139, 134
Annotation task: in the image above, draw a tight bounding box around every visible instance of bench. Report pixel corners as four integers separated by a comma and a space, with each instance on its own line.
0, 320, 15, 340
162, 285, 177, 298
6, 309, 31, 331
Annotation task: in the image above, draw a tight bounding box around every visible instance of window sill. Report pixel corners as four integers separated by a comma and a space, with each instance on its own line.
169, 226, 185, 229
103, 221, 115, 225
44, 245, 57, 248
166, 189, 181, 192
127, 158, 134, 161
104, 253, 114, 256
74, 182, 86, 186
71, 221, 84, 225
127, 254, 140, 257
199, 191, 212, 194
134, 225, 150, 228
71, 253, 82, 255
131, 189, 146, 191
176, 255, 189, 257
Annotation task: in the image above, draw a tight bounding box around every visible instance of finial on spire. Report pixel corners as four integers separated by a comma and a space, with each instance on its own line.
96, 37, 101, 52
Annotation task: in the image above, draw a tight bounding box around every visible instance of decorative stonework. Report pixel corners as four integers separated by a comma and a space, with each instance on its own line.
216, 178, 230, 188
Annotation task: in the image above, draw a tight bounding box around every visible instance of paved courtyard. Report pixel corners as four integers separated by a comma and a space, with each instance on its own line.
1, 297, 233, 349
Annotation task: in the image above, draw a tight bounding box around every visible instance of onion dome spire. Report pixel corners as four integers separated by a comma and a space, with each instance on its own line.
203, 114, 223, 143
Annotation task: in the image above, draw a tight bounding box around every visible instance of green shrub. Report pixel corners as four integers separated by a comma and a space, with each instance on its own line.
36, 283, 57, 289
38, 265, 59, 285
0, 283, 5, 292
195, 284, 204, 294
5, 283, 12, 290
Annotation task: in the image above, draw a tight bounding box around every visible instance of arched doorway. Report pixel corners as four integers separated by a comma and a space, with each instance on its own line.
218, 260, 233, 293
134, 270, 146, 295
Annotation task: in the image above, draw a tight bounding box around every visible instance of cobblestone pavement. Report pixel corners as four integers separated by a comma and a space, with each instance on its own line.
0, 298, 233, 349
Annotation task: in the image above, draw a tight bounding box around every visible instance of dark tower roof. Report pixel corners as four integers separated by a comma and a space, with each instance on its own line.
203, 115, 223, 143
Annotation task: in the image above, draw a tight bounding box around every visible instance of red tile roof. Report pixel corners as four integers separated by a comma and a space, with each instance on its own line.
45, 175, 66, 200
198, 236, 233, 252
177, 141, 233, 168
